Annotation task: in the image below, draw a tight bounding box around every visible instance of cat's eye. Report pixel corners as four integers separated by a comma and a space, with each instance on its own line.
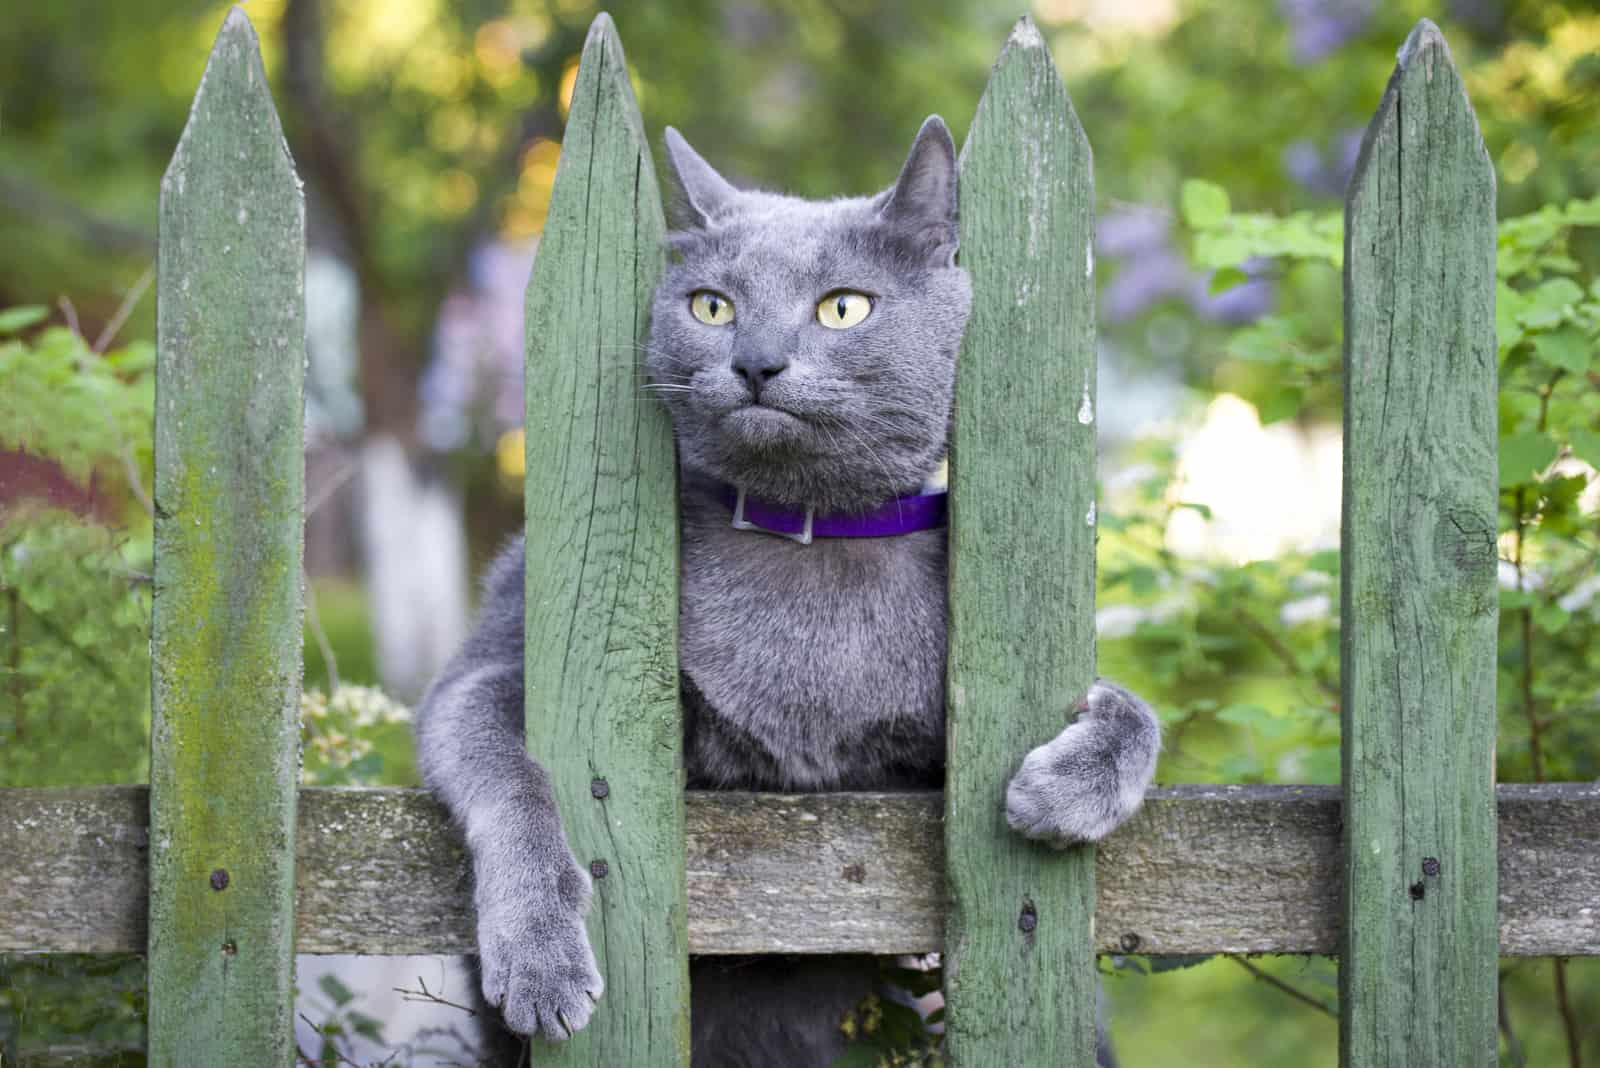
817, 291, 872, 330
690, 290, 734, 326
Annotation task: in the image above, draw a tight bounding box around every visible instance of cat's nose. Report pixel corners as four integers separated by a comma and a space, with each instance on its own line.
731, 350, 789, 398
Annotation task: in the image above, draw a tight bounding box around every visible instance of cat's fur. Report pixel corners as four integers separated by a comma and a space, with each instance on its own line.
414, 117, 1162, 1067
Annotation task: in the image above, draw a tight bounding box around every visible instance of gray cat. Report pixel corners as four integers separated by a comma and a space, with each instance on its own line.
414, 116, 1161, 1067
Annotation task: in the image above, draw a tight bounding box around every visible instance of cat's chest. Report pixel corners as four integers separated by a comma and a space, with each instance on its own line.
678, 506, 947, 790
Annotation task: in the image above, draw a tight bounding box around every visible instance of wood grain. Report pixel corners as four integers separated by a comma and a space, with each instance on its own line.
4, 785, 1597, 957
520, 13, 686, 1065
945, 15, 1100, 1066
1340, 19, 1499, 1068
148, 9, 305, 1065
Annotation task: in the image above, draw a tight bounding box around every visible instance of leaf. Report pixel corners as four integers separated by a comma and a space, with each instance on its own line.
1499, 431, 1559, 487
1145, 953, 1216, 974
1533, 603, 1571, 635
1180, 179, 1230, 229
1496, 283, 1527, 353
1257, 387, 1304, 425
1307, 549, 1340, 576
1531, 326, 1592, 373
1569, 429, 1600, 469
1529, 277, 1583, 313
318, 973, 355, 1008
0, 306, 50, 334
1209, 266, 1248, 294
1217, 703, 1301, 739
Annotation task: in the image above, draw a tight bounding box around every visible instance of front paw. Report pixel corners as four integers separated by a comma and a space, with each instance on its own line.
1005, 679, 1160, 846
477, 860, 604, 1040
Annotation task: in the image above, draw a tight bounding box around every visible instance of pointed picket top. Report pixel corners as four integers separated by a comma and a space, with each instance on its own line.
1346, 17, 1491, 206
163, 7, 298, 202
523, 11, 686, 1067
945, 14, 1099, 1068
962, 15, 1092, 171
1340, 17, 1498, 1068
149, 5, 305, 1065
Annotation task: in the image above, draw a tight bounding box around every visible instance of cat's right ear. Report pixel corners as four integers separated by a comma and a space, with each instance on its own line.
664, 127, 738, 229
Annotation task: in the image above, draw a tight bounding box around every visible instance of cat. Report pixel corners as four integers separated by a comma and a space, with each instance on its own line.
413, 116, 1162, 1067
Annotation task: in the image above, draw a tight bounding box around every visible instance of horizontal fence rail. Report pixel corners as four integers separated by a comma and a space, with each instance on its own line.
4, 783, 1597, 958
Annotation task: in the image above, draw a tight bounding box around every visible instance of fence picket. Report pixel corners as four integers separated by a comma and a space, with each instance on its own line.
522, 13, 687, 1065
944, 16, 1099, 1066
1340, 19, 1499, 1068
147, 8, 306, 1065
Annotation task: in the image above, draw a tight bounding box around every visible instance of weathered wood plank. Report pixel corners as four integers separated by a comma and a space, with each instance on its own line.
946, 15, 1099, 1066
1340, 19, 1499, 1068
521, 13, 685, 1065
2, 785, 1597, 956
149, 9, 305, 1066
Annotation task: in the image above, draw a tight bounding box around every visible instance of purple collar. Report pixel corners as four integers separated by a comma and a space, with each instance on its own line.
717, 484, 946, 545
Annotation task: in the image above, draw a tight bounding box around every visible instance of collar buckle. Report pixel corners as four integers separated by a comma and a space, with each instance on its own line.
730, 487, 814, 546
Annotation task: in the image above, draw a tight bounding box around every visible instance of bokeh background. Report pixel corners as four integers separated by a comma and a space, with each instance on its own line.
2, 0, 1597, 1063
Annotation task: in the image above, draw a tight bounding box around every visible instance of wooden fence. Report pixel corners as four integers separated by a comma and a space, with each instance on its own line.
2, 8, 1597, 1068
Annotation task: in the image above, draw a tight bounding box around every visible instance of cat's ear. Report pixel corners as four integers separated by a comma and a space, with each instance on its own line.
664, 127, 738, 228
877, 116, 958, 252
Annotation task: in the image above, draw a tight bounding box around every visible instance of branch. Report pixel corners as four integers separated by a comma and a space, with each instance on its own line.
1226, 954, 1336, 1018
393, 974, 478, 1018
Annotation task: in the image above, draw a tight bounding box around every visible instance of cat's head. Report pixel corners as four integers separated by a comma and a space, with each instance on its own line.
645, 118, 972, 512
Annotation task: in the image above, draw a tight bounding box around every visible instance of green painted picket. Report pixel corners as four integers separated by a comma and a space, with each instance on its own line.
1339, 21, 1499, 1068
148, 9, 306, 1066
137, 8, 1508, 1067
522, 15, 690, 1065
943, 17, 1099, 1064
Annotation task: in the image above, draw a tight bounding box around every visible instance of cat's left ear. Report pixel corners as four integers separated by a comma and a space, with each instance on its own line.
877, 116, 958, 258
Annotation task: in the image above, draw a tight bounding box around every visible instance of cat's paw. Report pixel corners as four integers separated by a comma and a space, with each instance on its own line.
476, 857, 604, 1040
1005, 679, 1160, 846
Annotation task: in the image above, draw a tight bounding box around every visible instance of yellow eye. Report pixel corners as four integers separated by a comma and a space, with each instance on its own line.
817, 291, 872, 330
690, 290, 734, 325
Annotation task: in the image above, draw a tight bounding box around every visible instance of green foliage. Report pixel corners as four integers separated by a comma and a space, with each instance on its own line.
0, 519, 152, 787
1172, 187, 1600, 790
0, 318, 154, 485
0, 306, 155, 787
0, 954, 146, 1064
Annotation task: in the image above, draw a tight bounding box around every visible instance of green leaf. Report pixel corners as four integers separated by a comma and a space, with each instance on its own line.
1569, 429, 1600, 469
1180, 179, 1230, 229
1531, 326, 1592, 373
1529, 277, 1583, 313
318, 973, 355, 1008
1217, 703, 1301, 739
1307, 549, 1340, 576
1496, 283, 1527, 353
1257, 387, 1304, 425
1145, 953, 1216, 974
1533, 603, 1571, 635
1499, 431, 1559, 487
1208, 265, 1248, 294
0, 306, 50, 335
